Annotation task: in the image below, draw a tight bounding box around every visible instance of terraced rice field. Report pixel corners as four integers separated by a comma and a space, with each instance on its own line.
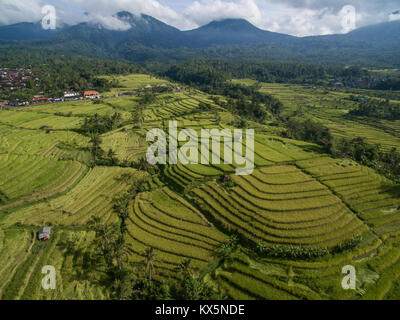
233, 79, 400, 151
125, 188, 227, 280
23, 100, 122, 117
2, 166, 140, 227
0, 110, 82, 130
0, 124, 89, 157
0, 74, 399, 300
297, 157, 400, 236
189, 165, 368, 247
102, 74, 173, 95
161, 132, 319, 191
101, 127, 148, 162
0, 228, 107, 300
0, 154, 87, 210
211, 251, 324, 300
203, 157, 399, 301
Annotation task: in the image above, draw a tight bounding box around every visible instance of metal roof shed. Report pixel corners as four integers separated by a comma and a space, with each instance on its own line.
38, 227, 51, 241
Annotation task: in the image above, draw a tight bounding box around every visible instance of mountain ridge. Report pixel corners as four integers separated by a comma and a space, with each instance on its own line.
0, 12, 399, 67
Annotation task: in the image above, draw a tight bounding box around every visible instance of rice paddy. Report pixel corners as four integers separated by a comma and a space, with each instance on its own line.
0, 74, 399, 299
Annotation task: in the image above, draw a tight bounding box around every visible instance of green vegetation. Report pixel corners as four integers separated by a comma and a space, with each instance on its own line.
0, 54, 143, 101
350, 98, 400, 120
0, 71, 399, 301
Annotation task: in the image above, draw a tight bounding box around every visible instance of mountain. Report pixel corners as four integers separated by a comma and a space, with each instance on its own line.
0, 22, 59, 40
47, 12, 184, 49
0, 14, 294, 47
184, 19, 293, 47
344, 20, 400, 44
0, 12, 399, 67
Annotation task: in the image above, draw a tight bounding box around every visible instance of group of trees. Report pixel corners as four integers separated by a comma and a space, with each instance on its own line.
163, 60, 375, 86
284, 118, 333, 151
82, 112, 123, 135
87, 175, 220, 300
283, 118, 400, 183
374, 78, 400, 91
350, 98, 400, 120
256, 242, 330, 260
164, 62, 283, 123
330, 137, 380, 163
82, 112, 124, 165
331, 138, 400, 182
0, 52, 143, 101
256, 236, 363, 260
221, 83, 284, 119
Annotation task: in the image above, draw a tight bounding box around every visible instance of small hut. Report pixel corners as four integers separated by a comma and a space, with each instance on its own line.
38, 227, 51, 241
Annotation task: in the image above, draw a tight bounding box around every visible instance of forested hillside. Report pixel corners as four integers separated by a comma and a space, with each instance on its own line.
1, 13, 400, 67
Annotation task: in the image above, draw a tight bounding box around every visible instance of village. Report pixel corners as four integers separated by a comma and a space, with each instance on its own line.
0, 67, 181, 109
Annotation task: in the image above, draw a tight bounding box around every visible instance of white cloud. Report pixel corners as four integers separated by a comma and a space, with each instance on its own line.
0, 0, 44, 25
389, 11, 400, 22
256, 0, 400, 36
248, 5, 350, 36
183, 0, 262, 28
67, 0, 183, 27
89, 14, 132, 31
0, 0, 399, 36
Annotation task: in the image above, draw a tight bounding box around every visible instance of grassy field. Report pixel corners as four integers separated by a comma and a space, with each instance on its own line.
102, 74, 173, 95
0, 74, 399, 299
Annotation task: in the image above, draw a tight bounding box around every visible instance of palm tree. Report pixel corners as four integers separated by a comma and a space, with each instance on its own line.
175, 258, 192, 277
107, 148, 117, 165
228, 234, 239, 246
136, 156, 151, 172
89, 132, 102, 161
256, 241, 267, 253
132, 105, 144, 128
143, 247, 157, 285
88, 216, 101, 231
113, 237, 130, 270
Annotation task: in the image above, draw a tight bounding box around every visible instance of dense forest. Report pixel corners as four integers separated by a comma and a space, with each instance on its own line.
350, 98, 400, 120
1, 47, 399, 104
374, 78, 400, 91
162, 59, 371, 85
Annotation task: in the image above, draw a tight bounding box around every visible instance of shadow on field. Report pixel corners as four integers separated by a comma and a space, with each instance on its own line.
297, 144, 325, 155
57, 238, 106, 285
0, 190, 9, 204
382, 185, 400, 200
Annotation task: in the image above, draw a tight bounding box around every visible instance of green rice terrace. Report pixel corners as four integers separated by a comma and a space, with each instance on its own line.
232, 79, 400, 152
0, 74, 400, 300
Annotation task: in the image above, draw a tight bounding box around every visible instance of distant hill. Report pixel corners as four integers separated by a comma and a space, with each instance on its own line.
0, 22, 59, 40
48, 12, 184, 49
184, 19, 293, 47
0, 12, 399, 67
344, 20, 400, 44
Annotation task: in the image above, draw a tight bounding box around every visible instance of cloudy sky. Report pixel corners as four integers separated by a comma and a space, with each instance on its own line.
0, 0, 399, 36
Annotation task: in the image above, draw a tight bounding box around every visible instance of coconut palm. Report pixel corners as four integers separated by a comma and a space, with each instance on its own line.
132, 105, 144, 128
89, 132, 102, 160
143, 247, 157, 285
175, 258, 192, 277
107, 148, 117, 165
136, 156, 151, 172
113, 237, 130, 270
